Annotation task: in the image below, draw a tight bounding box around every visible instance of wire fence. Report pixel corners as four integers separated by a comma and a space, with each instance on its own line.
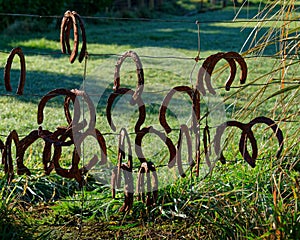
0, 11, 299, 233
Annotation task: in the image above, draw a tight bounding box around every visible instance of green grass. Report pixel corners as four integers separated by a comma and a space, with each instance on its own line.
0, 3, 299, 239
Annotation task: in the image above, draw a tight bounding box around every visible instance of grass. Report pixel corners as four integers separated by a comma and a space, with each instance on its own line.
0, 2, 299, 239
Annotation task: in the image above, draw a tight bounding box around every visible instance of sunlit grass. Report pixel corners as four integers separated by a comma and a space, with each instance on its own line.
0, 2, 299, 239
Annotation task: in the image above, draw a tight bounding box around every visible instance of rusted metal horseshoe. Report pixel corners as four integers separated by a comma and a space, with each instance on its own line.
3, 130, 20, 183
106, 88, 146, 133
113, 50, 144, 104
72, 11, 87, 63
111, 128, 134, 212
2, 130, 41, 183
135, 126, 176, 168
137, 161, 158, 206
15, 130, 41, 176
245, 116, 284, 159
176, 124, 194, 177
196, 51, 247, 95
111, 128, 132, 196
225, 52, 248, 85
4, 47, 26, 95
38, 88, 95, 132
214, 120, 258, 167
38, 88, 79, 127
60, 10, 79, 63
159, 86, 200, 134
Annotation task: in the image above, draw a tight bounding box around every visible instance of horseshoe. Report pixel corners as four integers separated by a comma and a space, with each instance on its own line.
204, 52, 236, 94
246, 116, 284, 159
176, 124, 194, 177
113, 50, 144, 104
106, 88, 146, 133
197, 51, 247, 95
72, 11, 87, 63
135, 126, 176, 168
159, 86, 200, 134
196, 53, 225, 95
2, 130, 41, 183
63, 17, 72, 55
225, 51, 248, 85
4, 47, 26, 95
112, 128, 132, 195
214, 120, 258, 167
137, 161, 158, 206
38, 88, 79, 126
3, 130, 20, 183
60, 10, 79, 63
38, 88, 95, 132
111, 128, 134, 212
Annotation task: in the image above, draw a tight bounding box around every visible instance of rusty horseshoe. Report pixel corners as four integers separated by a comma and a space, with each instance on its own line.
111, 128, 134, 212
137, 161, 158, 206
196, 51, 247, 95
106, 88, 146, 133
113, 50, 144, 104
135, 126, 177, 168
214, 120, 258, 167
60, 10, 87, 63
244, 116, 284, 159
4, 47, 26, 95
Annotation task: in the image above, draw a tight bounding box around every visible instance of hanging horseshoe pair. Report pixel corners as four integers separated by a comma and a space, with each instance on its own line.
196, 51, 247, 95
60, 10, 87, 63
137, 161, 158, 206
111, 128, 134, 212
107, 50, 145, 133
4, 47, 26, 95
214, 116, 283, 167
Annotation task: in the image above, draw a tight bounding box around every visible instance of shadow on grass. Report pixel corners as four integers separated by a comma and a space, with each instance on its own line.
0, 7, 276, 55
